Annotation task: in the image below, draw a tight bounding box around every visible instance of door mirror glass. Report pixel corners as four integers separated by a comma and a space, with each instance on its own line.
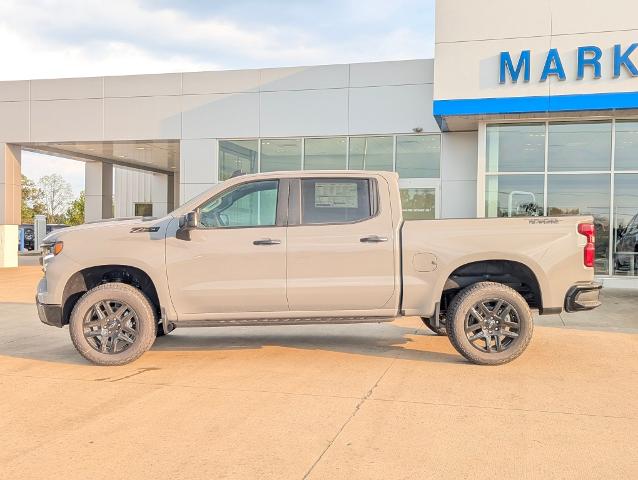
179, 211, 199, 230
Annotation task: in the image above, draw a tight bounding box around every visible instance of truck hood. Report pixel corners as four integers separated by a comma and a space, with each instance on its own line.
42, 216, 172, 243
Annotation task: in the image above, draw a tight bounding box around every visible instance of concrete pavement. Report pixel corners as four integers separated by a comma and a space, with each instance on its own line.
0, 267, 637, 479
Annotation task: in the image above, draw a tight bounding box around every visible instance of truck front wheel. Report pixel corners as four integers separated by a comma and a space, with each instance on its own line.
69, 283, 157, 366
446, 282, 533, 365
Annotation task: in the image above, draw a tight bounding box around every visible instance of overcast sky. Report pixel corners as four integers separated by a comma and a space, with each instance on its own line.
3, 0, 435, 194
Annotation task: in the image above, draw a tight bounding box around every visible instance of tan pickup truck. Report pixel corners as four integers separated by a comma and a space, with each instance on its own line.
36, 171, 601, 366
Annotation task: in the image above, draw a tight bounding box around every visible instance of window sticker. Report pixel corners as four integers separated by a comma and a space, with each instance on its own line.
315, 182, 359, 208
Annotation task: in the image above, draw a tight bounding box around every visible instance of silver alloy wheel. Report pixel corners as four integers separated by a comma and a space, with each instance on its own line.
82, 300, 139, 354
464, 298, 520, 353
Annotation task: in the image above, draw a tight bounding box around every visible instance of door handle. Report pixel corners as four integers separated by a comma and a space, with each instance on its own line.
360, 235, 388, 243
253, 238, 281, 246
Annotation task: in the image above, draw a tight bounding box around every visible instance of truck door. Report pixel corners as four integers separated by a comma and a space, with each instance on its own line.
286, 176, 397, 312
165, 179, 288, 316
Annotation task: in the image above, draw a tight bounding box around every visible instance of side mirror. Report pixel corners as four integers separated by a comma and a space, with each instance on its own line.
179, 211, 199, 230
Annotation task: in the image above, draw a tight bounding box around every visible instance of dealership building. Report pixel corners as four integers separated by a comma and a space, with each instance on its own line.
0, 0, 637, 286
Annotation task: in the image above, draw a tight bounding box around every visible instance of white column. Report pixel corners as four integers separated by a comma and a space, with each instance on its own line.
476, 122, 487, 218
151, 172, 168, 217
84, 161, 113, 222
0, 143, 21, 268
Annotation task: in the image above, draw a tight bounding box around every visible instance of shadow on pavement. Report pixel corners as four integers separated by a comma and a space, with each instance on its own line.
0, 302, 462, 365
150, 324, 465, 364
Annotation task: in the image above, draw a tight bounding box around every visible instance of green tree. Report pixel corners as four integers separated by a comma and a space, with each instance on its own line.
21, 174, 46, 223
38, 174, 73, 223
65, 191, 85, 226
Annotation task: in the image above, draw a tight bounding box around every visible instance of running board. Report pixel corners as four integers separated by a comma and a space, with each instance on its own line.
174, 316, 396, 328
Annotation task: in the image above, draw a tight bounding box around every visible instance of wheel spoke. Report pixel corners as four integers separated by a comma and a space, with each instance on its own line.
103, 301, 115, 315
495, 334, 502, 352
478, 303, 491, 317
465, 323, 483, 333
120, 311, 136, 326
100, 334, 110, 353
122, 325, 137, 336
484, 335, 492, 352
469, 307, 484, 322
112, 304, 128, 320
501, 330, 519, 338
493, 300, 504, 316
498, 305, 513, 321
94, 303, 108, 320
503, 320, 518, 328
118, 331, 135, 345
468, 331, 486, 342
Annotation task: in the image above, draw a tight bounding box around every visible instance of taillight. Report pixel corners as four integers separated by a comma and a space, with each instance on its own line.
578, 223, 595, 268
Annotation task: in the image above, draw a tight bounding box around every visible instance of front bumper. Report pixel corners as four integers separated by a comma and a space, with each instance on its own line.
36, 278, 63, 328
564, 282, 602, 313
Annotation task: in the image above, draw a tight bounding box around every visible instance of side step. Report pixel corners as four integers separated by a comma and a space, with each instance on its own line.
174, 316, 396, 328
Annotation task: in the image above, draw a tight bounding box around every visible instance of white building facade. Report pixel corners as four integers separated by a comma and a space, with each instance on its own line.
0, 0, 637, 287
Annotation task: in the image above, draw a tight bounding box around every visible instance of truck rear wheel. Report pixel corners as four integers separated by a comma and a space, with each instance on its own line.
446, 282, 533, 365
69, 283, 157, 366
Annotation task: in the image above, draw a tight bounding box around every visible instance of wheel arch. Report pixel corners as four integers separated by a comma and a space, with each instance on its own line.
433, 257, 548, 317
61, 265, 161, 327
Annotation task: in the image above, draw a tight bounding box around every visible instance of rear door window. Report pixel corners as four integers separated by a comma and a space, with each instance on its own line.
300, 178, 374, 224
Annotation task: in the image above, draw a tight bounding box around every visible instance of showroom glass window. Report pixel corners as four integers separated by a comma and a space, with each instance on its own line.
485, 175, 545, 217
349, 136, 393, 171
134, 203, 153, 217
395, 135, 440, 178
219, 140, 258, 181
613, 174, 638, 276
485, 119, 636, 276
548, 121, 611, 171
304, 137, 347, 170
485, 124, 546, 217
486, 123, 545, 172
615, 121, 638, 170
613, 121, 638, 277
215, 134, 443, 222
261, 139, 302, 172
547, 174, 611, 274
546, 121, 612, 274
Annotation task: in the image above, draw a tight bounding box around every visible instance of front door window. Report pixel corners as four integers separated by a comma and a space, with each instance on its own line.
199, 180, 278, 228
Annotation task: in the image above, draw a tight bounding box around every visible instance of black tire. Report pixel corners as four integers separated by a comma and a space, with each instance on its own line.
446, 282, 533, 365
420, 316, 447, 336
69, 283, 157, 366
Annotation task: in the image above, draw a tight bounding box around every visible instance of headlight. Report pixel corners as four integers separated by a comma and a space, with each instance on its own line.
41, 240, 64, 257
40, 241, 63, 272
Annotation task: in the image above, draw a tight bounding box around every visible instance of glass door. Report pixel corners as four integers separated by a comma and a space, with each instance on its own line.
398, 178, 440, 220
